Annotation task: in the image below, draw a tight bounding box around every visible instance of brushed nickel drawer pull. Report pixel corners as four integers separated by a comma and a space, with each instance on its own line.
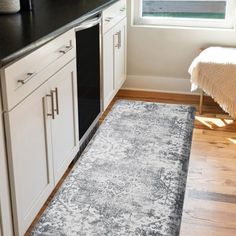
105, 17, 113, 22
46, 91, 55, 119
59, 45, 73, 54
17, 72, 37, 85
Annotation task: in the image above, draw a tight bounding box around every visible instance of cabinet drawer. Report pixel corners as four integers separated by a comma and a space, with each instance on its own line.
102, 0, 126, 34
1, 28, 76, 111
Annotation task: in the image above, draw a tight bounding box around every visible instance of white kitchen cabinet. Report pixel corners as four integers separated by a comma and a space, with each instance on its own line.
4, 59, 78, 236
4, 74, 54, 236
1, 28, 79, 235
103, 26, 116, 108
114, 18, 127, 91
49, 60, 79, 184
102, 0, 127, 111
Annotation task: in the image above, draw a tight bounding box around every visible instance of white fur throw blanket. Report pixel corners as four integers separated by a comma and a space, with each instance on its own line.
189, 47, 236, 118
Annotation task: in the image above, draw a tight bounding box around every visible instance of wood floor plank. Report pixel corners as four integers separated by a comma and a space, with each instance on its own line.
188, 190, 236, 204
182, 198, 236, 227
181, 222, 236, 236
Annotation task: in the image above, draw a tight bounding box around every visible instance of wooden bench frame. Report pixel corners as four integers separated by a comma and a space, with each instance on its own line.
199, 89, 204, 115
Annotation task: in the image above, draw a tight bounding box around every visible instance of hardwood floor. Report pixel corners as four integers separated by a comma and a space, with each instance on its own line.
181, 129, 236, 236
26, 89, 236, 235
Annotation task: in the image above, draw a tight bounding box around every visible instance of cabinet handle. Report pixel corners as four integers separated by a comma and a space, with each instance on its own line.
17, 72, 37, 85
59, 45, 73, 54
53, 87, 59, 115
118, 30, 122, 49
114, 32, 119, 48
46, 91, 55, 119
114, 31, 121, 49
120, 7, 126, 12
105, 17, 113, 22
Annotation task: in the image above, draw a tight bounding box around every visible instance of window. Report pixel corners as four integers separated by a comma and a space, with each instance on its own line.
133, 0, 236, 28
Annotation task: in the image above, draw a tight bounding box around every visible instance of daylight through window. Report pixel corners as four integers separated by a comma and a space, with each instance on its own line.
133, 0, 236, 28
142, 0, 226, 20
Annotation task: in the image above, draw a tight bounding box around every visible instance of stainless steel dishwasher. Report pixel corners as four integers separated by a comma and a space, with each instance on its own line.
75, 15, 102, 146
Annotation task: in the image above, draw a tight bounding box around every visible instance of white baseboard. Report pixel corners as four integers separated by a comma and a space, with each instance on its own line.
122, 75, 199, 95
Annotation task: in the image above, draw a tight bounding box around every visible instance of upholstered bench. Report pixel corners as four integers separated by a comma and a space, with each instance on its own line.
189, 47, 236, 118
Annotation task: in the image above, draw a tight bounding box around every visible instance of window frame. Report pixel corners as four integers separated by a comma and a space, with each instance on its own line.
133, 0, 236, 29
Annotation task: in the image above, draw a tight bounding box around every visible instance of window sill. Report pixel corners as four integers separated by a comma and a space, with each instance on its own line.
131, 21, 236, 32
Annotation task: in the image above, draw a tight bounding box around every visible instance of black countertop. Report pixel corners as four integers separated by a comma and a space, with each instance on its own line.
0, 0, 118, 67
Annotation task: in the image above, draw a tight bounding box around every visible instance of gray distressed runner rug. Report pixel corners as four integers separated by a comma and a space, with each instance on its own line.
32, 100, 195, 236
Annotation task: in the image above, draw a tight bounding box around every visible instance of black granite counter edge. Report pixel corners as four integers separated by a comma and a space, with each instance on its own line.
0, 0, 118, 68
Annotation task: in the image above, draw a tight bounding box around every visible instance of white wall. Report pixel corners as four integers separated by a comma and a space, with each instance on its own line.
123, 0, 236, 93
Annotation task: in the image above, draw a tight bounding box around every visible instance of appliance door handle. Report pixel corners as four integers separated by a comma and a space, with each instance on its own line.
74, 15, 101, 31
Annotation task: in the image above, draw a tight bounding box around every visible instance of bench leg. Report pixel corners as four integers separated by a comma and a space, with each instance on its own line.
199, 90, 204, 115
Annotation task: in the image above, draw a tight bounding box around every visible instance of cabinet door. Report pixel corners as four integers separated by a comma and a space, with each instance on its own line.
114, 17, 127, 90
49, 59, 79, 184
5, 82, 54, 236
102, 17, 127, 111
103, 27, 116, 111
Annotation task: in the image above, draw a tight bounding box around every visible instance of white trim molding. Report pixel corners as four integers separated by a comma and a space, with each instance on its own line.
122, 75, 198, 95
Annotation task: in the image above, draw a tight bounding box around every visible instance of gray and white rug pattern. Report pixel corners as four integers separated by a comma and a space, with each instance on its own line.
31, 100, 195, 236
